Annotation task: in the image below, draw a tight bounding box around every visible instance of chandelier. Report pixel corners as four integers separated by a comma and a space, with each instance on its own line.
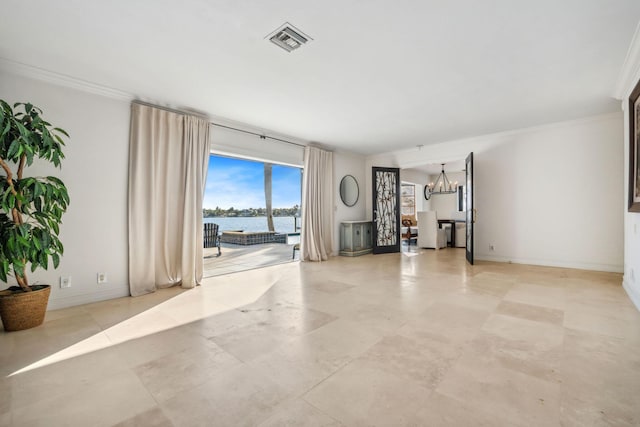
424, 163, 458, 200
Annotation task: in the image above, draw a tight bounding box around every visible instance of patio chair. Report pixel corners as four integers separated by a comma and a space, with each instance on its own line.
292, 243, 300, 259
204, 223, 222, 256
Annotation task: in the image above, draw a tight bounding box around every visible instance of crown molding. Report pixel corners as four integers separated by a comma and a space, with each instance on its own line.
0, 57, 312, 149
615, 21, 640, 100
0, 57, 132, 101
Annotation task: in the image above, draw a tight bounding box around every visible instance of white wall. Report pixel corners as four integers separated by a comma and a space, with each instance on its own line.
0, 71, 131, 309
617, 26, 640, 310
211, 124, 304, 168
414, 184, 425, 213
428, 171, 465, 219
333, 150, 367, 254
367, 113, 624, 273
429, 192, 457, 219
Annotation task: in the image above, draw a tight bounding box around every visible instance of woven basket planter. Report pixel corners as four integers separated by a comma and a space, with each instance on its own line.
0, 285, 51, 332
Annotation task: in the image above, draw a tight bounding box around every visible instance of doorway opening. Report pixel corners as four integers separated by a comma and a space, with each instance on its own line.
202, 154, 302, 277
400, 160, 468, 254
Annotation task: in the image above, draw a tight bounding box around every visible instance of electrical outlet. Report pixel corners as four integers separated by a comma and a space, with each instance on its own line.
631, 268, 635, 282
97, 273, 108, 284
60, 276, 71, 289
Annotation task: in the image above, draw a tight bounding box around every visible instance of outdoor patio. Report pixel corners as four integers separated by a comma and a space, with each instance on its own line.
203, 240, 299, 277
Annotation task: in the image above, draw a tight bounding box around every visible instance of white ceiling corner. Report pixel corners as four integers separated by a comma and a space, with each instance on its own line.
614, 20, 640, 99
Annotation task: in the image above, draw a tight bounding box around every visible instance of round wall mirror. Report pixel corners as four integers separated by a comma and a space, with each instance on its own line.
340, 175, 359, 207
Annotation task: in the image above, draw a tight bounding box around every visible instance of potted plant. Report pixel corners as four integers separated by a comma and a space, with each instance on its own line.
0, 100, 69, 331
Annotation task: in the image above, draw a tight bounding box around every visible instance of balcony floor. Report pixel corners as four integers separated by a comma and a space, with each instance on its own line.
203, 241, 299, 277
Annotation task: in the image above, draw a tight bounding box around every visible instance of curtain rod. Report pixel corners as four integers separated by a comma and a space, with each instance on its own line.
210, 123, 306, 148
132, 100, 306, 149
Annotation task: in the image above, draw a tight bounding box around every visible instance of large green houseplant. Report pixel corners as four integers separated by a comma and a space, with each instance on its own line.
0, 100, 69, 331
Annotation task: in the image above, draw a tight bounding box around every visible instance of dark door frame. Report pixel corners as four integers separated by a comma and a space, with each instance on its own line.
372, 166, 401, 254
465, 152, 474, 264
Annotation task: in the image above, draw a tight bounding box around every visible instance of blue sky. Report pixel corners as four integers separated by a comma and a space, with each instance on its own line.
203, 155, 302, 209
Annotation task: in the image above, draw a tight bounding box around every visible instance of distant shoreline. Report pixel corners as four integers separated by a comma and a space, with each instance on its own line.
203, 216, 299, 233
202, 216, 297, 218
203, 206, 300, 218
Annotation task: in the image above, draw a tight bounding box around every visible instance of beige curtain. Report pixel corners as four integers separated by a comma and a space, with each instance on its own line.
128, 103, 210, 296
301, 146, 334, 261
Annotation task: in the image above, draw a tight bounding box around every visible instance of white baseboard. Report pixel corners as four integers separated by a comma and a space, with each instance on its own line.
47, 285, 130, 311
474, 254, 623, 273
623, 275, 640, 312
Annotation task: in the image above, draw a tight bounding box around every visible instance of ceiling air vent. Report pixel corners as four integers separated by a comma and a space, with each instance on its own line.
266, 22, 312, 52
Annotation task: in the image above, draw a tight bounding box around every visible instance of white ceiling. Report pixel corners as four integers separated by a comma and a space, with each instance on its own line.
405, 160, 467, 177
1, 1, 639, 155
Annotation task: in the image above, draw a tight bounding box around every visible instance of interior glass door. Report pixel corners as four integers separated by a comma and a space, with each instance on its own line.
465, 152, 474, 264
372, 167, 400, 254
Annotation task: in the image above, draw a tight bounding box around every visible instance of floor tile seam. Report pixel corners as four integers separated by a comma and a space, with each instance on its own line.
460, 344, 565, 386
474, 331, 565, 360
514, 273, 569, 289
263, 397, 343, 427
266, 355, 357, 404
447, 348, 565, 391
40, 311, 104, 334
485, 312, 567, 334
111, 399, 166, 427
208, 332, 295, 365
293, 316, 341, 340
331, 353, 439, 422
561, 326, 631, 347
561, 319, 630, 341
100, 321, 166, 346
299, 335, 386, 399
360, 336, 471, 393
433, 370, 559, 426
132, 360, 223, 408
43, 305, 93, 323
9, 366, 154, 418
563, 303, 640, 319
493, 308, 566, 326
420, 390, 529, 427
497, 298, 566, 311
502, 296, 566, 311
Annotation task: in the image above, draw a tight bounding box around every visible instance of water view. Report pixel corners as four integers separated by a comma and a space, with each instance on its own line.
203, 155, 302, 235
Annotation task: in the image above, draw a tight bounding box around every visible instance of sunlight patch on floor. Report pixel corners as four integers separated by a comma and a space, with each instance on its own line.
9, 270, 282, 377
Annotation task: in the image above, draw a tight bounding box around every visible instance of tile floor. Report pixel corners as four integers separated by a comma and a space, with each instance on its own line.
1, 249, 640, 426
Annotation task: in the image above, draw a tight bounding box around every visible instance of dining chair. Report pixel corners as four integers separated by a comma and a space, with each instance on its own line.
417, 211, 447, 249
